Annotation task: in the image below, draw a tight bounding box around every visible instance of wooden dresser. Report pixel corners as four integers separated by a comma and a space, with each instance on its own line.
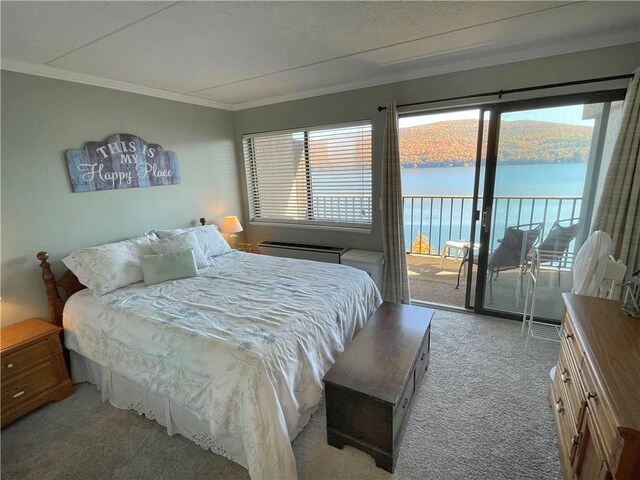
323, 302, 434, 472
1, 318, 73, 427
550, 294, 640, 479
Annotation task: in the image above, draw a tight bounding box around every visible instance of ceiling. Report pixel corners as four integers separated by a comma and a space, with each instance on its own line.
2, 1, 638, 111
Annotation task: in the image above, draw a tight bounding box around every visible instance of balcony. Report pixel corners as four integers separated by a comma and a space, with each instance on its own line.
404, 194, 581, 318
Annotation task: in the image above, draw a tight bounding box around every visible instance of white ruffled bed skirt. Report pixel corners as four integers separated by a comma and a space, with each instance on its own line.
69, 351, 315, 474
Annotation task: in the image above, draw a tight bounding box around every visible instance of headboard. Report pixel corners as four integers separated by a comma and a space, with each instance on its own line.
37, 251, 87, 328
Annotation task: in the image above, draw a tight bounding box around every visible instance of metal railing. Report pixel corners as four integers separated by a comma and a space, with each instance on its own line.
403, 195, 582, 255
312, 195, 372, 224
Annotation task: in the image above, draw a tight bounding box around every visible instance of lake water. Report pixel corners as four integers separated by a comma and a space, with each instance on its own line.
401, 163, 588, 196
401, 163, 587, 251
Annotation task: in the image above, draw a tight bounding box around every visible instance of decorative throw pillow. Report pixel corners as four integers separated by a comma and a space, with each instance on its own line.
150, 231, 208, 269
139, 249, 198, 286
62, 234, 155, 296
155, 225, 231, 258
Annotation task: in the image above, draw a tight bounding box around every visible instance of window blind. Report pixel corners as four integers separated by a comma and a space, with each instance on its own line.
243, 121, 372, 228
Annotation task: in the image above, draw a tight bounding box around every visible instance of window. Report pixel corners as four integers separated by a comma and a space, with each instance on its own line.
243, 121, 372, 229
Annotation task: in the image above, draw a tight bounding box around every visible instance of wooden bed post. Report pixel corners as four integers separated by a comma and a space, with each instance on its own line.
37, 251, 65, 328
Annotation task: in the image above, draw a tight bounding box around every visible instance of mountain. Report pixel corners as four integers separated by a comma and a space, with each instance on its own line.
399, 119, 593, 167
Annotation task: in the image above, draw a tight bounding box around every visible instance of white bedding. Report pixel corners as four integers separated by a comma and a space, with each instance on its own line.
63, 251, 382, 479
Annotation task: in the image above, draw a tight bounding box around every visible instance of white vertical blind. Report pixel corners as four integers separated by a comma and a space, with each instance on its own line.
243, 122, 372, 228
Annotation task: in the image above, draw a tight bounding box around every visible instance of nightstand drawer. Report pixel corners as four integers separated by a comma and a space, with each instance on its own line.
1, 339, 53, 377
1, 359, 61, 413
1, 318, 73, 427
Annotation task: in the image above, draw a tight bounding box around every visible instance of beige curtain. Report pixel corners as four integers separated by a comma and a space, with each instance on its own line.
381, 102, 410, 303
592, 67, 640, 275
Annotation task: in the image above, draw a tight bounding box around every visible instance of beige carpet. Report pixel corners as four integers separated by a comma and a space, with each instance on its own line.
1, 309, 562, 480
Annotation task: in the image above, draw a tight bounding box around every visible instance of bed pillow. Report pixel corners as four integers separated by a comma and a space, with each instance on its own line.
139, 249, 198, 286
150, 231, 208, 269
62, 235, 155, 296
156, 225, 231, 258
194, 225, 232, 258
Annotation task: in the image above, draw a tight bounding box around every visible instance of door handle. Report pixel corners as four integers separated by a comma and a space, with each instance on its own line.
482, 206, 492, 233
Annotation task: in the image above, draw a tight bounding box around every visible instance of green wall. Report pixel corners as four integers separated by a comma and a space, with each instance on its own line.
233, 43, 640, 252
1, 72, 241, 326
2, 42, 638, 326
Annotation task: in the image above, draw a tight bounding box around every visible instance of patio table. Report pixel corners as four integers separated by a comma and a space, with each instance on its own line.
439, 240, 477, 268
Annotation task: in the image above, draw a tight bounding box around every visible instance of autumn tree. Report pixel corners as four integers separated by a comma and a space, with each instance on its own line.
411, 230, 435, 254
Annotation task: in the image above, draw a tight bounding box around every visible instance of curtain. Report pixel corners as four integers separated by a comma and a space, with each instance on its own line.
592, 67, 640, 275
381, 102, 410, 303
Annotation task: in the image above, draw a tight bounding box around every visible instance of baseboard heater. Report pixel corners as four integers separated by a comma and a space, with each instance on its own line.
257, 241, 348, 264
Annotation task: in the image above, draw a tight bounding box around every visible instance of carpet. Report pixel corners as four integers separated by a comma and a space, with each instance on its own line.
1, 309, 562, 480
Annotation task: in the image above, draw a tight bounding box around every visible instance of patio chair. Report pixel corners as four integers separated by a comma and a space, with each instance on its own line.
488, 222, 543, 300
526, 218, 583, 286
455, 222, 543, 303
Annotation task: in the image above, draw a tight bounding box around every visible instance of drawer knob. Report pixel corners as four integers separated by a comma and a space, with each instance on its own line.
6, 363, 14, 369
565, 332, 574, 339
561, 369, 570, 383
555, 398, 565, 414
402, 398, 409, 409
587, 391, 598, 401
420, 352, 426, 361
11, 389, 26, 399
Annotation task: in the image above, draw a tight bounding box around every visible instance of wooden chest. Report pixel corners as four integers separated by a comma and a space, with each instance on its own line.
1, 318, 73, 427
550, 294, 640, 479
323, 302, 434, 472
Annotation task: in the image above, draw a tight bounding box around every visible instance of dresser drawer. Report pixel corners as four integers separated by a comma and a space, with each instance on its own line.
1, 358, 61, 413
562, 314, 584, 368
573, 406, 612, 480
580, 359, 617, 463
551, 371, 580, 465
1, 339, 54, 377
558, 342, 582, 428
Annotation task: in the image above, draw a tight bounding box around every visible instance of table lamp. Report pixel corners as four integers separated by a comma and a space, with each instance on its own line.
221, 215, 243, 248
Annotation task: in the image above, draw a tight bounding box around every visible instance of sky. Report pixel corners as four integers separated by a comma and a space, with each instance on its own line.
399, 104, 596, 128
400, 109, 481, 128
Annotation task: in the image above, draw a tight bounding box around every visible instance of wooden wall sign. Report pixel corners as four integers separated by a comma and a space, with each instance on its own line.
65, 133, 180, 192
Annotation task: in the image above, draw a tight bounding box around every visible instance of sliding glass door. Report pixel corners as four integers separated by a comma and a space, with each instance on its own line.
400, 90, 626, 321
476, 92, 625, 320
399, 109, 482, 308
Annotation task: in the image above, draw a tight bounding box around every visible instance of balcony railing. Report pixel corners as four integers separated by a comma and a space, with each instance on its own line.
403, 195, 582, 255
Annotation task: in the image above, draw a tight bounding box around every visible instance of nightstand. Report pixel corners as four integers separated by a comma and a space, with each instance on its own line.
1, 318, 73, 427
236, 242, 254, 253
340, 250, 384, 293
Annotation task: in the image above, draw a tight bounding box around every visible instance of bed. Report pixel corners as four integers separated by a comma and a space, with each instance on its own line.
37, 228, 381, 480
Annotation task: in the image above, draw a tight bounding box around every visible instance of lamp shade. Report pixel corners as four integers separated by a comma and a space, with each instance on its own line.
221, 215, 243, 234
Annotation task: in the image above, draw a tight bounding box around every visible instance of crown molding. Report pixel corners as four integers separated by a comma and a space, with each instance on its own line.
2, 27, 637, 113
0, 59, 234, 111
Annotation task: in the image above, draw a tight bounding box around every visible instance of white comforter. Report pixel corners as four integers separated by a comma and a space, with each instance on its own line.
63, 251, 382, 479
